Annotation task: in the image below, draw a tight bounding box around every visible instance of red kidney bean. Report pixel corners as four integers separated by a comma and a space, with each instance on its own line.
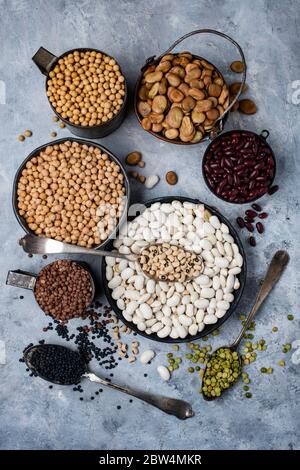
236, 217, 245, 228
245, 222, 254, 232
245, 209, 257, 218
249, 236, 256, 247
268, 185, 279, 195
251, 203, 262, 212
244, 216, 254, 223
256, 222, 264, 233
258, 212, 268, 219
203, 131, 275, 203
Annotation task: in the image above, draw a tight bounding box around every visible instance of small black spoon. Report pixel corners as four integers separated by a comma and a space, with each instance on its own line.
24, 343, 194, 420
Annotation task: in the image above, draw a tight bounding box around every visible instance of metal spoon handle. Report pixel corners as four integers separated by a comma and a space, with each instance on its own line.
231, 250, 289, 349
19, 234, 136, 262
84, 372, 194, 420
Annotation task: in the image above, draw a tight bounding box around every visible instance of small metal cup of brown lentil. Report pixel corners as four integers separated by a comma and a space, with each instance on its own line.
32, 47, 128, 139
13, 138, 130, 250
34, 260, 95, 321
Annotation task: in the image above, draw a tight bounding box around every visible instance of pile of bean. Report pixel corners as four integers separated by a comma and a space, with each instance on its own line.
25, 344, 87, 385
203, 131, 275, 203
202, 347, 241, 398
236, 203, 269, 246
139, 243, 204, 282
47, 50, 126, 127
17, 140, 126, 247
136, 52, 229, 143
34, 260, 93, 321
106, 200, 243, 340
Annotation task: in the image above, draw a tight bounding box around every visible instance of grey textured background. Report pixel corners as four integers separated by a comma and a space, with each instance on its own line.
0, 0, 299, 450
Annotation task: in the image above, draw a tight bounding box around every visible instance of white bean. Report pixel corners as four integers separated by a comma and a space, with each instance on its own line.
167, 293, 181, 307
140, 350, 155, 364
137, 321, 146, 331
217, 300, 230, 310
106, 266, 113, 281
229, 267, 242, 275
112, 286, 125, 300
146, 279, 155, 294
201, 287, 215, 299
213, 276, 221, 290
106, 256, 116, 266
196, 310, 205, 323
108, 276, 122, 289
200, 239, 212, 251
195, 274, 210, 286
215, 257, 229, 268
117, 298, 125, 310
179, 314, 193, 327
215, 309, 227, 318
189, 323, 198, 336
194, 298, 209, 309
157, 365, 170, 381
151, 322, 163, 332
186, 304, 194, 317
157, 325, 171, 338
139, 303, 153, 319
126, 301, 138, 316
223, 293, 234, 302
204, 314, 218, 324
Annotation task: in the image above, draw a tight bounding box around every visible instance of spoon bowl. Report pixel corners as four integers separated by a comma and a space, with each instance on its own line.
23, 343, 194, 419
201, 346, 242, 402
24, 343, 87, 385
19, 235, 203, 283
201, 250, 289, 401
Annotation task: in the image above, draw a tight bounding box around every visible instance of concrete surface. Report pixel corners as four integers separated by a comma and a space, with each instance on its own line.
0, 0, 299, 450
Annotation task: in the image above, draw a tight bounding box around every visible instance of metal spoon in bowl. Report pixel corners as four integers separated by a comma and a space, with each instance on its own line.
201, 250, 289, 401
19, 234, 204, 283
23, 343, 194, 420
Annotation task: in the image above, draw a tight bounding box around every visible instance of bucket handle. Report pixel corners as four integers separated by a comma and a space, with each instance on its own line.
32, 47, 57, 76
144, 29, 247, 128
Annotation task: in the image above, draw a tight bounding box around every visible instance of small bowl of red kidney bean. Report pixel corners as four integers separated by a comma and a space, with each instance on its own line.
202, 129, 276, 203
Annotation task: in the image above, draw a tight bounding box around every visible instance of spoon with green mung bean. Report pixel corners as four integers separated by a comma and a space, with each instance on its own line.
201, 250, 289, 401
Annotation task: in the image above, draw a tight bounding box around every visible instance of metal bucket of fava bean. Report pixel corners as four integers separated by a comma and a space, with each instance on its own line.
134, 29, 246, 145
12, 138, 130, 251
6, 260, 95, 322
32, 47, 127, 139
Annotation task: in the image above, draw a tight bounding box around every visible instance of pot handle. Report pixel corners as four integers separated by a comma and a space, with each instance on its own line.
32, 47, 57, 76
260, 129, 270, 140
144, 29, 247, 122
6, 270, 37, 291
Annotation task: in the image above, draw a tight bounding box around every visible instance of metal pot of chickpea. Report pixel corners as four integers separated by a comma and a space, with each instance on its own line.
32, 47, 128, 139
13, 138, 130, 251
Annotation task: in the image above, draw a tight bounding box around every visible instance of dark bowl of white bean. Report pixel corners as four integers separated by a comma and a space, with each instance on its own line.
102, 196, 247, 343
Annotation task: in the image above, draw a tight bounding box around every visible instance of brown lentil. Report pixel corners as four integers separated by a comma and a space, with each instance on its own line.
34, 260, 93, 321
